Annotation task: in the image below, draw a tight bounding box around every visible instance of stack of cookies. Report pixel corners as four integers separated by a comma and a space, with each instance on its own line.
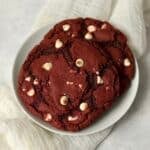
18, 18, 135, 131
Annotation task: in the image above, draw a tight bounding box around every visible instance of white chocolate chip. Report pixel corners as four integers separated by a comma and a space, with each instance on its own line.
78, 84, 83, 89
79, 102, 88, 111
68, 115, 78, 121
75, 58, 84, 68
66, 81, 74, 85
87, 25, 96, 32
33, 79, 39, 85
60, 95, 68, 106
55, 39, 63, 49
45, 113, 52, 121
42, 62, 52, 71
97, 76, 104, 84
84, 32, 93, 40
101, 23, 107, 29
27, 88, 35, 97
71, 34, 75, 37
62, 24, 70, 31
25, 76, 31, 82
96, 71, 99, 75
22, 88, 26, 92
123, 58, 131, 67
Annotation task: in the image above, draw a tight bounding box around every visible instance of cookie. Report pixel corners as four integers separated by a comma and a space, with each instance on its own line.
17, 18, 135, 131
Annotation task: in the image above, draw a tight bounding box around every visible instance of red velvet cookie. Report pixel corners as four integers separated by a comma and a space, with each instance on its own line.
17, 18, 135, 131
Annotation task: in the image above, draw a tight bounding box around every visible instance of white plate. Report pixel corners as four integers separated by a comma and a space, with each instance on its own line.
12, 24, 139, 136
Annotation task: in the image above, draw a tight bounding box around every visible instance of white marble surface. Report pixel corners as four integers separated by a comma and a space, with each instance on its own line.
0, 0, 150, 149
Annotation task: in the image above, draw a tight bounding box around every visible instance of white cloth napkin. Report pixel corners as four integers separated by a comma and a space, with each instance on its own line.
0, 0, 148, 149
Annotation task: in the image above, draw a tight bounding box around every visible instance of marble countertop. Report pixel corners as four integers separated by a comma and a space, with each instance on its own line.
0, 0, 150, 149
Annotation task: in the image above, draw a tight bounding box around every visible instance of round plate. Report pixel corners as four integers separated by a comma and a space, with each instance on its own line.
12, 24, 139, 136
